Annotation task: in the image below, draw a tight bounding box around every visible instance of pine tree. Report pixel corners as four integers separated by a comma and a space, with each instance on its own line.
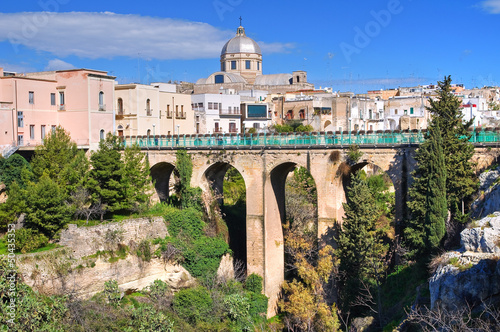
406, 124, 448, 254
122, 144, 153, 212
87, 134, 125, 216
31, 126, 78, 185
427, 76, 477, 218
337, 172, 387, 312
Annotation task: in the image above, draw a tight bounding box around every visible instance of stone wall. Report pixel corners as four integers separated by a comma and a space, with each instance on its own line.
59, 217, 168, 259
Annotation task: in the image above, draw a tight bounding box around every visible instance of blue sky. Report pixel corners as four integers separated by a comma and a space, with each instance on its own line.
0, 0, 499, 93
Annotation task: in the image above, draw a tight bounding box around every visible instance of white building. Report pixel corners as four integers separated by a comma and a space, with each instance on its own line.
191, 93, 242, 134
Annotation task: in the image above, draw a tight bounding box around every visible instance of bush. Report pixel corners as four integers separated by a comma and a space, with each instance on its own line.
224, 293, 252, 331
103, 280, 121, 307
173, 286, 213, 325
248, 292, 268, 319
165, 207, 204, 238
15, 228, 49, 253
245, 273, 263, 294
181, 236, 229, 280
129, 304, 174, 331
136, 240, 152, 262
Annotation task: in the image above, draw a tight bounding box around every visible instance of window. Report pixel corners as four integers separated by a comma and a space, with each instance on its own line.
257, 62, 260, 71
117, 98, 123, 115
231, 61, 236, 70
214, 103, 219, 110
228, 106, 232, 112
245, 60, 251, 69
215, 74, 224, 84
41, 125, 46, 140
30, 125, 35, 139
59, 91, 65, 106
299, 109, 305, 119
229, 123, 236, 133
51, 93, 56, 106
208, 102, 213, 110
253, 123, 260, 129
286, 110, 293, 120
100, 129, 105, 141
176, 105, 179, 117
17, 135, 23, 146
215, 122, 220, 132
99, 91, 104, 107
29, 91, 34, 104
404, 109, 408, 115
410, 107, 414, 115
394, 109, 398, 115
369, 109, 372, 119
146, 99, 151, 116
51, 125, 56, 133
222, 62, 226, 71
17, 111, 23, 127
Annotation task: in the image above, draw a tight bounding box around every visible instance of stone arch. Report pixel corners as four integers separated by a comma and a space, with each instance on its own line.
263, 160, 320, 315
150, 162, 177, 202
201, 161, 248, 266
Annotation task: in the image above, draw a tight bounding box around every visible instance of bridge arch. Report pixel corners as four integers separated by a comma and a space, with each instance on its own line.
264, 161, 320, 315
150, 162, 177, 202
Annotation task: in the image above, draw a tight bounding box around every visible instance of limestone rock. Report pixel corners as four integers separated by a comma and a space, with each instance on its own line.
460, 213, 500, 253
217, 253, 234, 282
350, 316, 375, 332
430, 212, 500, 310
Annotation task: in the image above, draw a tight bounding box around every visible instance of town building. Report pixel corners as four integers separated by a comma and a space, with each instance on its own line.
0, 67, 115, 155
115, 83, 194, 138
191, 93, 242, 134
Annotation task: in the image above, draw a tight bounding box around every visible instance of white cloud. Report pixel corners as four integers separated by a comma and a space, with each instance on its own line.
44, 59, 76, 71
0, 12, 294, 60
480, 0, 500, 13
0, 62, 34, 73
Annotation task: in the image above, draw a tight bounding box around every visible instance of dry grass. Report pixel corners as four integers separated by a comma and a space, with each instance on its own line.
337, 162, 351, 178
329, 150, 341, 163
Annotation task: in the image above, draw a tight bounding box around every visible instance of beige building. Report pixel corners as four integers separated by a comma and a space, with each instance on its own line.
115, 83, 194, 137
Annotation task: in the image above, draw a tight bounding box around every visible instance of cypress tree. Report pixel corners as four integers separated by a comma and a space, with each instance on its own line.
427, 76, 477, 218
337, 172, 385, 311
406, 124, 447, 254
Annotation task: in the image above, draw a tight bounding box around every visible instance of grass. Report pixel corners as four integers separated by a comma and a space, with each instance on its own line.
380, 260, 429, 325
0, 237, 60, 255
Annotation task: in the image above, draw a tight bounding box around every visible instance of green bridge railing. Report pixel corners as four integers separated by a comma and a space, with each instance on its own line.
121, 129, 500, 149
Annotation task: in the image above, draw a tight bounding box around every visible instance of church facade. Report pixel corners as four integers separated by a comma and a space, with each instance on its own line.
194, 25, 314, 94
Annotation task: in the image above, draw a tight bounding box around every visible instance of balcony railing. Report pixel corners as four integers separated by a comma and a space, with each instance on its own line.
166, 111, 173, 118
59, 104, 66, 111
220, 109, 241, 115
146, 108, 153, 116
99, 104, 106, 111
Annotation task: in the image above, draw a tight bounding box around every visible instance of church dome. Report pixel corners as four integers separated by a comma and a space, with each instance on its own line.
221, 26, 261, 55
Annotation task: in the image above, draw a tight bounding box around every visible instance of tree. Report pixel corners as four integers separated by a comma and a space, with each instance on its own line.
87, 134, 125, 216
406, 124, 448, 255
24, 174, 70, 237
427, 76, 477, 219
280, 225, 340, 332
122, 144, 153, 212
31, 126, 78, 185
0, 154, 33, 190
337, 172, 387, 316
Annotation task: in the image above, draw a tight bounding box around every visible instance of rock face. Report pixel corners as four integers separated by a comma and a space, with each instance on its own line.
59, 217, 168, 259
471, 166, 500, 219
430, 213, 500, 310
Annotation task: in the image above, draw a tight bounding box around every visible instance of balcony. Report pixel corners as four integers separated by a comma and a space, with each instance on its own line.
146, 108, 153, 116
99, 104, 106, 111
166, 110, 173, 118
219, 109, 241, 116
58, 104, 66, 111
178, 112, 186, 119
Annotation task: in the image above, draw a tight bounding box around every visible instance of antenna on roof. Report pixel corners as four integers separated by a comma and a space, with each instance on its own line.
239, 16, 242, 26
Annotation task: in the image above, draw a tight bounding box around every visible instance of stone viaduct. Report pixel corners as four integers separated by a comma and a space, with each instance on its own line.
146, 145, 498, 316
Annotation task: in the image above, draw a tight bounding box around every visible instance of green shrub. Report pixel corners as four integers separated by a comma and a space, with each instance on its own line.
224, 293, 252, 331
136, 240, 152, 262
149, 279, 170, 301
15, 228, 49, 253
128, 304, 174, 331
248, 292, 268, 319
103, 280, 121, 307
245, 273, 263, 294
182, 236, 229, 280
165, 207, 204, 238
173, 286, 213, 325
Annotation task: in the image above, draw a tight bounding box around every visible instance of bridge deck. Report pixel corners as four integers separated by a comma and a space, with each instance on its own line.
122, 130, 500, 150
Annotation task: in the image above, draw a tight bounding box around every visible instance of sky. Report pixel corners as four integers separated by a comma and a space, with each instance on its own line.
0, 0, 499, 93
